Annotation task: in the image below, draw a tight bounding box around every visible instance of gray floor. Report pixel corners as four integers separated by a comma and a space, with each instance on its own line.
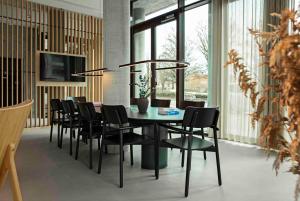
0, 127, 295, 201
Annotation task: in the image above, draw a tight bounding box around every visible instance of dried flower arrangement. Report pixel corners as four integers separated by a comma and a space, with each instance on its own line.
225, 9, 300, 199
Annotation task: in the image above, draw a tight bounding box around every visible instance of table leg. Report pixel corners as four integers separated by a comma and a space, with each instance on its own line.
141, 124, 167, 173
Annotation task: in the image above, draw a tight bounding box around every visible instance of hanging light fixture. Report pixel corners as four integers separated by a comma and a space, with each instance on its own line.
71, 67, 112, 77
119, 59, 190, 70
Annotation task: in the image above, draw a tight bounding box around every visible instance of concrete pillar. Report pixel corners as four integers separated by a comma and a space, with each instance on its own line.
103, 0, 130, 107
132, 8, 147, 97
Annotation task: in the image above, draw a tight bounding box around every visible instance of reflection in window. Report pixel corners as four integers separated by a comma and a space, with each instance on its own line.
156, 21, 177, 107
184, 4, 209, 103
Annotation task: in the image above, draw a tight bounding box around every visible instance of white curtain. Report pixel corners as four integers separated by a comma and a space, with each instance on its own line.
221, 0, 265, 144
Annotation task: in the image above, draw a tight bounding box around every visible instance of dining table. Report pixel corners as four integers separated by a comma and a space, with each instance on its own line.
127, 106, 184, 178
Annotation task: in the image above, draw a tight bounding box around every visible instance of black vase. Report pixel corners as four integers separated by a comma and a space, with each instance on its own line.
137, 98, 149, 114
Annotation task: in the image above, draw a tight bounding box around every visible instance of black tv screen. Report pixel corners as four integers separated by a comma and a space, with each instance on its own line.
40, 53, 86, 82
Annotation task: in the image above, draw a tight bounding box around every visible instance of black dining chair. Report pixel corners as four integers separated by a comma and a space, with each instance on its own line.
159, 107, 222, 197
49, 99, 62, 147
74, 96, 87, 103
76, 102, 102, 169
98, 105, 146, 188
60, 100, 81, 155
130, 98, 139, 105
151, 99, 171, 107
169, 100, 206, 166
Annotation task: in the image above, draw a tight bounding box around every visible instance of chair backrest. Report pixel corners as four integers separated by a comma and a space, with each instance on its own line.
130, 98, 139, 105
180, 100, 205, 109
74, 96, 87, 103
182, 107, 219, 130
50, 99, 61, 111
61, 100, 76, 116
151, 99, 171, 107
0, 100, 33, 169
77, 102, 98, 122
101, 105, 128, 125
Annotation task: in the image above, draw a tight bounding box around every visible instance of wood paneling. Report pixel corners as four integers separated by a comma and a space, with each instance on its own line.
0, 0, 103, 127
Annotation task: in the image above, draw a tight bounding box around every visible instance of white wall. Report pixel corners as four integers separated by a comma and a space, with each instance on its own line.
29, 0, 103, 17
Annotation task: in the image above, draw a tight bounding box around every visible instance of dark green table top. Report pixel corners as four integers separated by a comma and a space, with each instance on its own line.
127, 106, 184, 123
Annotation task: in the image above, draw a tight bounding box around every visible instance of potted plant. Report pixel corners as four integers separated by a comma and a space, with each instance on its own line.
132, 75, 153, 113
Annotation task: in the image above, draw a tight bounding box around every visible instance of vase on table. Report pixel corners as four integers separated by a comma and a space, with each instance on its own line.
137, 98, 149, 114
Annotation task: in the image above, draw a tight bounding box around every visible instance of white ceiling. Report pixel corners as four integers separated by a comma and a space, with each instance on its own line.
30, 0, 103, 17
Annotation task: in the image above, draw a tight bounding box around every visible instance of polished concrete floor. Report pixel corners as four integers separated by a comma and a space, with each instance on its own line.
0, 127, 295, 201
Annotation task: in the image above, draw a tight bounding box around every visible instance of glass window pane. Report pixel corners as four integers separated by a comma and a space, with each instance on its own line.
184, 4, 209, 103
156, 21, 177, 107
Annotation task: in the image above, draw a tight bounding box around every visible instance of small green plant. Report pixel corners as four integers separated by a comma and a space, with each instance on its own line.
131, 75, 153, 98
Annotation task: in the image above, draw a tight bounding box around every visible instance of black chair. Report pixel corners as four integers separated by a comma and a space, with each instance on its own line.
60, 100, 81, 155
179, 100, 205, 109
74, 96, 87, 103
49, 99, 62, 147
130, 98, 139, 105
98, 105, 146, 188
160, 107, 221, 197
151, 99, 171, 107
76, 102, 102, 169
169, 100, 206, 165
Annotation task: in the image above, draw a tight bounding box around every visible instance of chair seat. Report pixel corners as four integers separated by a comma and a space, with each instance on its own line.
163, 136, 214, 151
104, 132, 145, 145
168, 126, 207, 136
62, 120, 81, 128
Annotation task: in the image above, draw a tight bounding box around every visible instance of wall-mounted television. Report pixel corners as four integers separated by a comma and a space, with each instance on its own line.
40, 53, 86, 82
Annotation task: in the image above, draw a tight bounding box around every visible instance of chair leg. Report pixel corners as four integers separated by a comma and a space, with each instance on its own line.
57, 123, 60, 147
130, 144, 133, 166
97, 136, 100, 150
202, 134, 207, 160
215, 150, 222, 185
89, 137, 93, 169
181, 150, 185, 167
154, 123, 159, 180
75, 132, 80, 160
49, 121, 53, 142
169, 132, 173, 150
105, 145, 108, 154
185, 149, 192, 197
98, 138, 104, 174
60, 125, 64, 149
123, 150, 125, 162
119, 135, 124, 188
69, 127, 73, 155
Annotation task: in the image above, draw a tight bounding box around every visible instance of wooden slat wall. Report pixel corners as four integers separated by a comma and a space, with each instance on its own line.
0, 0, 103, 127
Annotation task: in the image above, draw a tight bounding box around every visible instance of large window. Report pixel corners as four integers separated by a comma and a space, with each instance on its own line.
133, 29, 151, 98
184, 4, 209, 103
131, 0, 211, 107
156, 21, 177, 106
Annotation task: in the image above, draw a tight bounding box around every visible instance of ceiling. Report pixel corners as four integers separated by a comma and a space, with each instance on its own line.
133, 0, 177, 16
30, 0, 103, 17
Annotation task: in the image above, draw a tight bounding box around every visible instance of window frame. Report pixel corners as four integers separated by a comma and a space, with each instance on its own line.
130, 0, 211, 107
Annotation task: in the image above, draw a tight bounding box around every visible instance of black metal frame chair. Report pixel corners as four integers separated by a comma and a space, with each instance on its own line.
73, 96, 87, 103
169, 100, 206, 166
60, 100, 81, 155
98, 105, 147, 188
159, 107, 222, 197
76, 102, 102, 169
151, 99, 171, 107
49, 99, 62, 147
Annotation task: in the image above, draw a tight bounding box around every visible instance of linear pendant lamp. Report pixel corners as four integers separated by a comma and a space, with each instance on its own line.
71, 67, 111, 77
119, 59, 190, 70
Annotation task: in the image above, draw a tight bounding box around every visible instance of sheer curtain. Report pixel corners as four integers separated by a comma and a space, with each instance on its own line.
221, 0, 265, 144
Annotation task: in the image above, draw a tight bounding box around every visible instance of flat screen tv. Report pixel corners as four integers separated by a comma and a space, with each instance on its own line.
40, 53, 86, 82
